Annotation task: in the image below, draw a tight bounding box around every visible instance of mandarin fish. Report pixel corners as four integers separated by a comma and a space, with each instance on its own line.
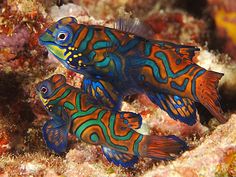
39, 17, 227, 125
36, 74, 188, 168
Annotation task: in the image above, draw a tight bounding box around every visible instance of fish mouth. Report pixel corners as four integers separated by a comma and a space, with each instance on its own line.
38, 29, 55, 46
38, 33, 47, 46
38, 39, 45, 46
39, 95, 49, 106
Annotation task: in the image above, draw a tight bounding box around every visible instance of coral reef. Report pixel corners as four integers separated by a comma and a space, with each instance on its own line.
141, 115, 236, 177
0, 0, 235, 176
208, 0, 236, 60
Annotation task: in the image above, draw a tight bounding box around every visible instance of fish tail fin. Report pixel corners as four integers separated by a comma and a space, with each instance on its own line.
143, 135, 188, 160
195, 70, 227, 123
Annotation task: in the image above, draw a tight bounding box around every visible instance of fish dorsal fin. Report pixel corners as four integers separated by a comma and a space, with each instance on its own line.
114, 18, 155, 39
102, 146, 139, 168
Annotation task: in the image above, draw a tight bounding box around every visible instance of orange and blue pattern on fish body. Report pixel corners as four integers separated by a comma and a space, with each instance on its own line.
36, 74, 188, 168
39, 17, 227, 125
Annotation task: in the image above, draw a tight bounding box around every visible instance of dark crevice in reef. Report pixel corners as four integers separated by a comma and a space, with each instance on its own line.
219, 85, 236, 113
0, 72, 36, 153
196, 85, 236, 125
174, 0, 208, 18
174, 0, 226, 53
123, 94, 139, 103
56, 0, 73, 7
196, 103, 213, 125
0, 72, 23, 105
0, 71, 35, 120
204, 16, 227, 53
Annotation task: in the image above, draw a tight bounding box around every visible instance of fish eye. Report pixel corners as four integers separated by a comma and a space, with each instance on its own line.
41, 86, 48, 94
53, 26, 73, 45
58, 32, 67, 40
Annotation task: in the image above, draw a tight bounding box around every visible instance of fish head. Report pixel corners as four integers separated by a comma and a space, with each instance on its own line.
36, 74, 66, 112
39, 17, 84, 72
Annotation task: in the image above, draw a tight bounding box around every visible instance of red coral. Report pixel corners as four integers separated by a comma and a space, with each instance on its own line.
0, 130, 11, 155
145, 11, 205, 43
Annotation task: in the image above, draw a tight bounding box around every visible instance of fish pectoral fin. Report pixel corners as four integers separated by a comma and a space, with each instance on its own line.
42, 118, 68, 154
120, 112, 142, 129
82, 77, 122, 110
101, 146, 139, 168
147, 92, 197, 126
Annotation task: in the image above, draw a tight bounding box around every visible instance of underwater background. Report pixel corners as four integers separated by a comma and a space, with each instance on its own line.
0, 0, 236, 176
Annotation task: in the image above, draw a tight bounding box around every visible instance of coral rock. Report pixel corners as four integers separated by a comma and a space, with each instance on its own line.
141, 114, 236, 177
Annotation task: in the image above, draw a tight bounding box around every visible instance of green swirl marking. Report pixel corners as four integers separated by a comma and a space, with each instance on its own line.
78, 28, 94, 52
64, 101, 75, 110
144, 42, 152, 56
155, 51, 193, 78
133, 135, 143, 156
48, 88, 71, 105
71, 93, 97, 119
96, 57, 110, 67
109, 114, 134, 141
75, 110, 128, 151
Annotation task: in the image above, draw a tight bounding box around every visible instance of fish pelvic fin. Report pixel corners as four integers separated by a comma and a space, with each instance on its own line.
195, 70, 227, 123
142, 135, 188, 160
42, 119, 68, 154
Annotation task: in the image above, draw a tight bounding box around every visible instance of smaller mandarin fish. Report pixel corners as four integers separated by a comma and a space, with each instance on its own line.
39, 17, 227, 126
36, 74, 188, 168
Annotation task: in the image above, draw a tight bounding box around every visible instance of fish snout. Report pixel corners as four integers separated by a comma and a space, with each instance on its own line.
38, 29, 54, 46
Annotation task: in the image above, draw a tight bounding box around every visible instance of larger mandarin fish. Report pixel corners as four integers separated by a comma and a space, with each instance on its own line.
36, 74, 188, 168
39, 17, 227, 126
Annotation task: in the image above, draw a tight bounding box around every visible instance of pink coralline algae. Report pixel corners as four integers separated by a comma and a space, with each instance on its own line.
0, 26, 30, 49
0, 26, 30, 61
